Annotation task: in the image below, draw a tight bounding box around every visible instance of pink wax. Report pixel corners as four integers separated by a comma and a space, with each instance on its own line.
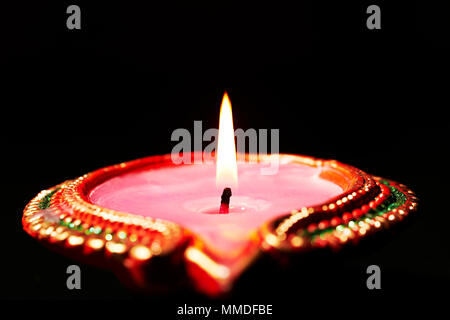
89, 160, 343, 256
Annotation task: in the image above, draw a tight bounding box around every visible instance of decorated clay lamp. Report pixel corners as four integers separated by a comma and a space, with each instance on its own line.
22, 93, 418, 296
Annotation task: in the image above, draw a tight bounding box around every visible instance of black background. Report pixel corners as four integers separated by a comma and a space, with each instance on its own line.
1, 0, 449, 317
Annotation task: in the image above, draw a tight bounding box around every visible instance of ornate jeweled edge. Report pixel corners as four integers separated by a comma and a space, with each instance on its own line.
22, 153, 418, 295
261, 178, 418, 252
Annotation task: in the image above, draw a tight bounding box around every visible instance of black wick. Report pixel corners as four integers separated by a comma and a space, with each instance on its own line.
219, 187, 232, 214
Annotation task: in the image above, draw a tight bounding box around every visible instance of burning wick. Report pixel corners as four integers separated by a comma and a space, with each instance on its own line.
219, 188, 232, 214
216, 92, 237, 214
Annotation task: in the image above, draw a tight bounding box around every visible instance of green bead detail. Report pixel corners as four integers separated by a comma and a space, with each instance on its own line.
37, 188, 60, 210
309, 181, 407, 240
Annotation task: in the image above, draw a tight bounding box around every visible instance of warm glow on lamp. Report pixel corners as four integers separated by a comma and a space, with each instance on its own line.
185, 247, 230, 280
216, 92, 238, 190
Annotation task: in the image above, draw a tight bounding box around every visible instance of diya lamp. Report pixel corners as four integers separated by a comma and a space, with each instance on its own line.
22, 93, 418, 296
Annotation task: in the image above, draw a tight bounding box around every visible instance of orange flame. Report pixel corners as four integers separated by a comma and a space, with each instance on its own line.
216, 92, 238, 189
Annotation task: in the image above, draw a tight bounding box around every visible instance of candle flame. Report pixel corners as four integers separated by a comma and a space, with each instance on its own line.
216, 92, 238, 189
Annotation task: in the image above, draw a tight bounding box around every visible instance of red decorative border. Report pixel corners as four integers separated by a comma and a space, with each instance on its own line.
22, 153, 417, 296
